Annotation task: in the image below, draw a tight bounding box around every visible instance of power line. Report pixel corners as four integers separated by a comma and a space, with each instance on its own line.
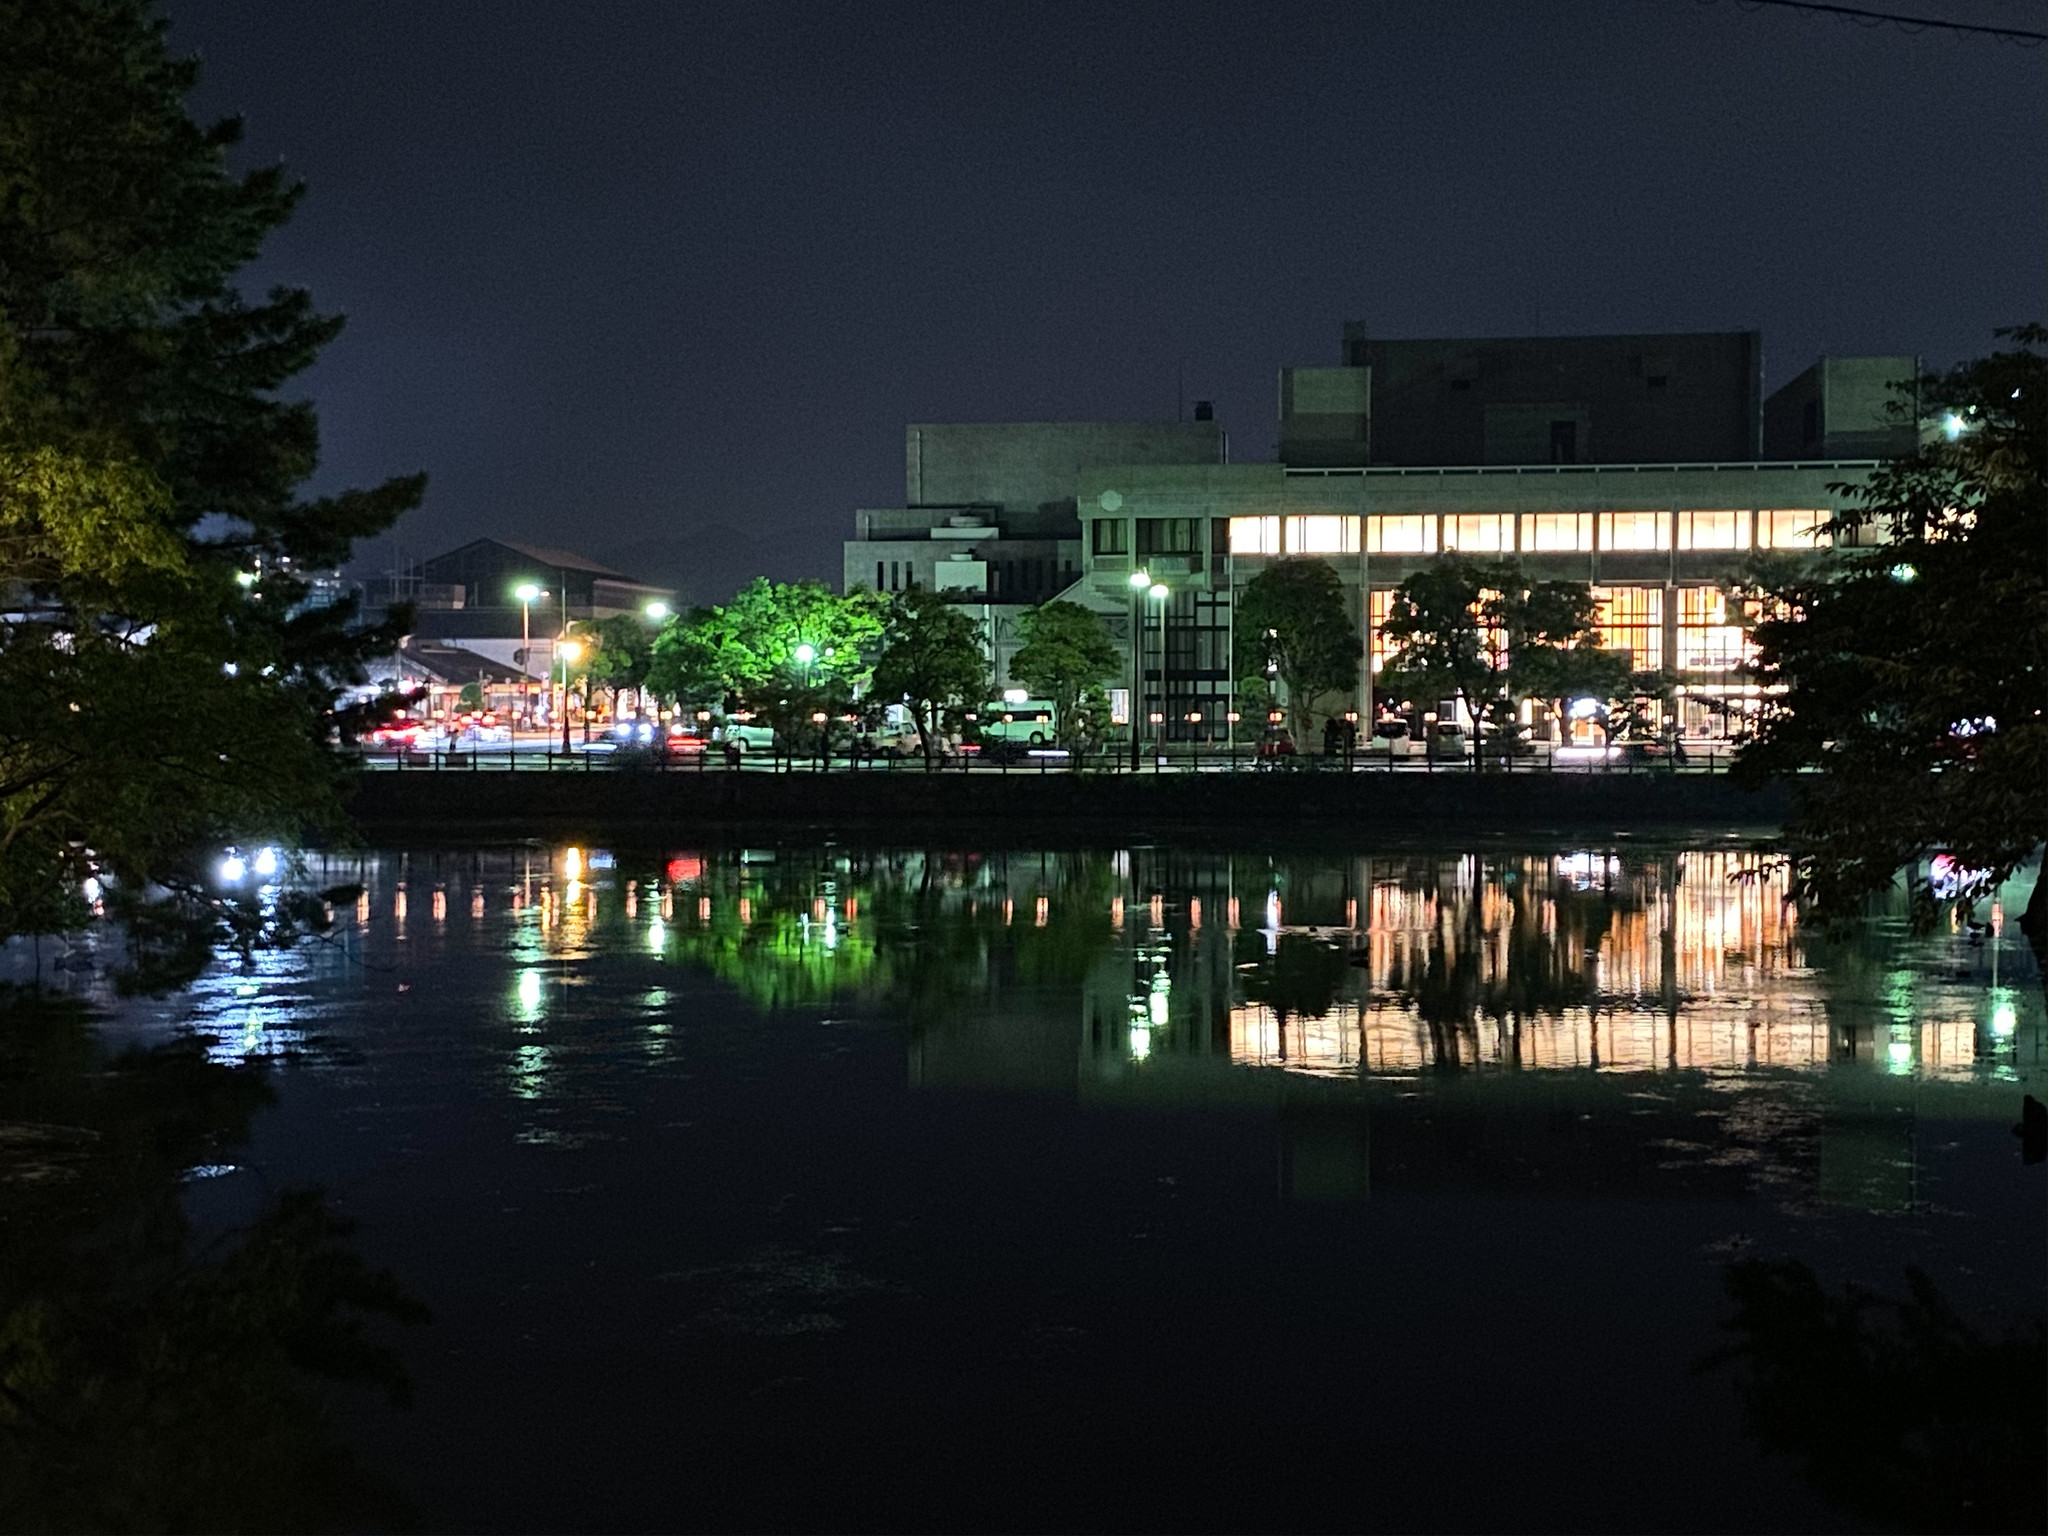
1695, 0, 2048, 44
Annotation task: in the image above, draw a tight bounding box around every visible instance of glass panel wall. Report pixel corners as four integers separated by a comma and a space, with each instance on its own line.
1598, 511, 1670, 551
1443, 514, 1512, 552
1592, 585, 1663, 670
1678, 510, 1748, 550
1229, 516, 1281, 555
1759, 510, 1832, 548
1365, 514, 1436, 554
1285, 515, 1360, 554
1675, 586, 1750, 671
1525, 513, 1592, 552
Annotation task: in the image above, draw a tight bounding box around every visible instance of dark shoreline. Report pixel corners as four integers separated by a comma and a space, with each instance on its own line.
343, 766, 1791, 848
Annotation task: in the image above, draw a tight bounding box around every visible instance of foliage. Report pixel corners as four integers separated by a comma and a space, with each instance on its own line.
1380, 556, 1624, 763
1009, 600, 1120, 747
568, 613, 655, 710
0, 0, 423, 980
0, 989, 426, 1530
1233, 559, 1359, 743
870, 587, 987, 759
1700, 1259, 2044, 1533
1732, 328, 2048, 947
646, 578, 885, 714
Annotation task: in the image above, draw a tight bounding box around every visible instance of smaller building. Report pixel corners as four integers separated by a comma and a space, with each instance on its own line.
843, 418, 1227, 686
379, 538, 675, 683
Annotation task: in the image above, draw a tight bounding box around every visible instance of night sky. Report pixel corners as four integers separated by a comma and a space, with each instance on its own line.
166, 0, 2047, 604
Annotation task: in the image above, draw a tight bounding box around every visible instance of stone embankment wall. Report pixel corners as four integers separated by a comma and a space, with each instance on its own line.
346, 768, 1790, 844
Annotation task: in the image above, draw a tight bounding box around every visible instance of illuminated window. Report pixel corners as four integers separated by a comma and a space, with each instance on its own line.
1277, 518, 1359, 552
1092, 519, 1128, 556
1676, 586, 1750, 672
1369, 589, 1393, 673
1593, 585, 1663, 670
1285, 515, 1360, 554
1759, 510, 1831, 549
1598, 511, 1670, 551
1525, 513, 1591, 552
1444, 514, 1511, 552
1229, 516, 1281, 555
1365, 514, 1436, 554
1678, 510, 1747, 550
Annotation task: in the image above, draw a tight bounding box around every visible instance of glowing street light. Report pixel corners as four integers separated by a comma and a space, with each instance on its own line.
793, 643, 816, 665
515, 583, 544, 728
644, 601, 669, 621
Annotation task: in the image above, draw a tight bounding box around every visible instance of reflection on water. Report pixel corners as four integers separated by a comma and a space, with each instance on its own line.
258, 841, 2048, 1217
292, 842, 2040, 1091
20, 839, 2042, 1532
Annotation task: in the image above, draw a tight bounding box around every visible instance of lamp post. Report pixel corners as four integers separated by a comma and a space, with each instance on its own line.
1148, 581, 1169, 759
1126, 570, 1149, 770
557, 638, 582, 753
515, 583, 542, 729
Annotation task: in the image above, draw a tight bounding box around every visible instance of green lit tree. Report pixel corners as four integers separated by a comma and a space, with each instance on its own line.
1233, 559, 1359, 745
646, 578, 886, 714
1733, 327, 2048, 955
1009, 600, 1119, 747
870, 587, 988, 761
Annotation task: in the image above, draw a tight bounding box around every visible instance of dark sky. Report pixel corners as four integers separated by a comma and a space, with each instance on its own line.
167, 0, 2047, 603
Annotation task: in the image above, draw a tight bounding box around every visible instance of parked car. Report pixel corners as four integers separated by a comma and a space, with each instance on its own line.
712, 719, 778, 753
1426, 723, 1470, 760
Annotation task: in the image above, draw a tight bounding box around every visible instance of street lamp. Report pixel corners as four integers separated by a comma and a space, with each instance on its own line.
1146, 581, 1169, 762
645, 601, 669, 621
515, 583, 543, 729
557, 638, 583, 753
1126, 570, 1150, 770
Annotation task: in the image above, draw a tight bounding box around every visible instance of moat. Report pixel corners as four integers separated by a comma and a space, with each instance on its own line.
8, 839, 2043, 1532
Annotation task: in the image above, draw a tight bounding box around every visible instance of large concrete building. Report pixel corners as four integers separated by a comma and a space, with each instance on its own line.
847, 329, 1918, 743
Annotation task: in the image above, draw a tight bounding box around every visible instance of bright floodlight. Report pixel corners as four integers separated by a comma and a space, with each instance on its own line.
1148, 583, 1168, 599
559, 639, 583, 661
645, 602, 669, 620
1942, 412, 1965, 440
1127, 569, 1151, 589
794, 643, 816, 664
252, 847, 279, 879
515, 583, 542, 602
218, 853, 247, 883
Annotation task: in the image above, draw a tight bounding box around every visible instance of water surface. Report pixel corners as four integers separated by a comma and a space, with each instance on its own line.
31, 841, 2048, 1531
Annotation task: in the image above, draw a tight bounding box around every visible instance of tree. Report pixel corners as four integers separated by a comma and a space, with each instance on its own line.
1009, 600, 1119, 747
569, 614, 655, 719
1233, 559, 1359, 745
869, 588, 988, 761
645, 579, 884, 714
0, 1, 423, 981
1381, 556, 1616, 765
1733, 328, 2048, 956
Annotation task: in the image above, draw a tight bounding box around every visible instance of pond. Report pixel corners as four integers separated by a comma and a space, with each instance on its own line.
5, 840, 2043, 1532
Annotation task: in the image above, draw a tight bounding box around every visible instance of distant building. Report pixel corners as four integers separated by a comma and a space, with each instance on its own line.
851, 327, 1922, 746
842, 417, 1227, 685
376, 538, 674, 681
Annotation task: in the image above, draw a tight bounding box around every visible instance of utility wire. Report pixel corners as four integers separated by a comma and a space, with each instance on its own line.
1695, 0, 2048, 44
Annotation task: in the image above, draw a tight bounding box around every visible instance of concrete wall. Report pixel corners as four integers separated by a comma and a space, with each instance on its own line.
1763, 356, 1918, 460
348, 763, 1791, 840
905, 421, 1228, 536
1336, 330, 1764, 466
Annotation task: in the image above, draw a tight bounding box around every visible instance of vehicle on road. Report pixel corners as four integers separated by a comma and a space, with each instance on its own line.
978, 696, 1057, 746
1426, 722, 1470, 760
